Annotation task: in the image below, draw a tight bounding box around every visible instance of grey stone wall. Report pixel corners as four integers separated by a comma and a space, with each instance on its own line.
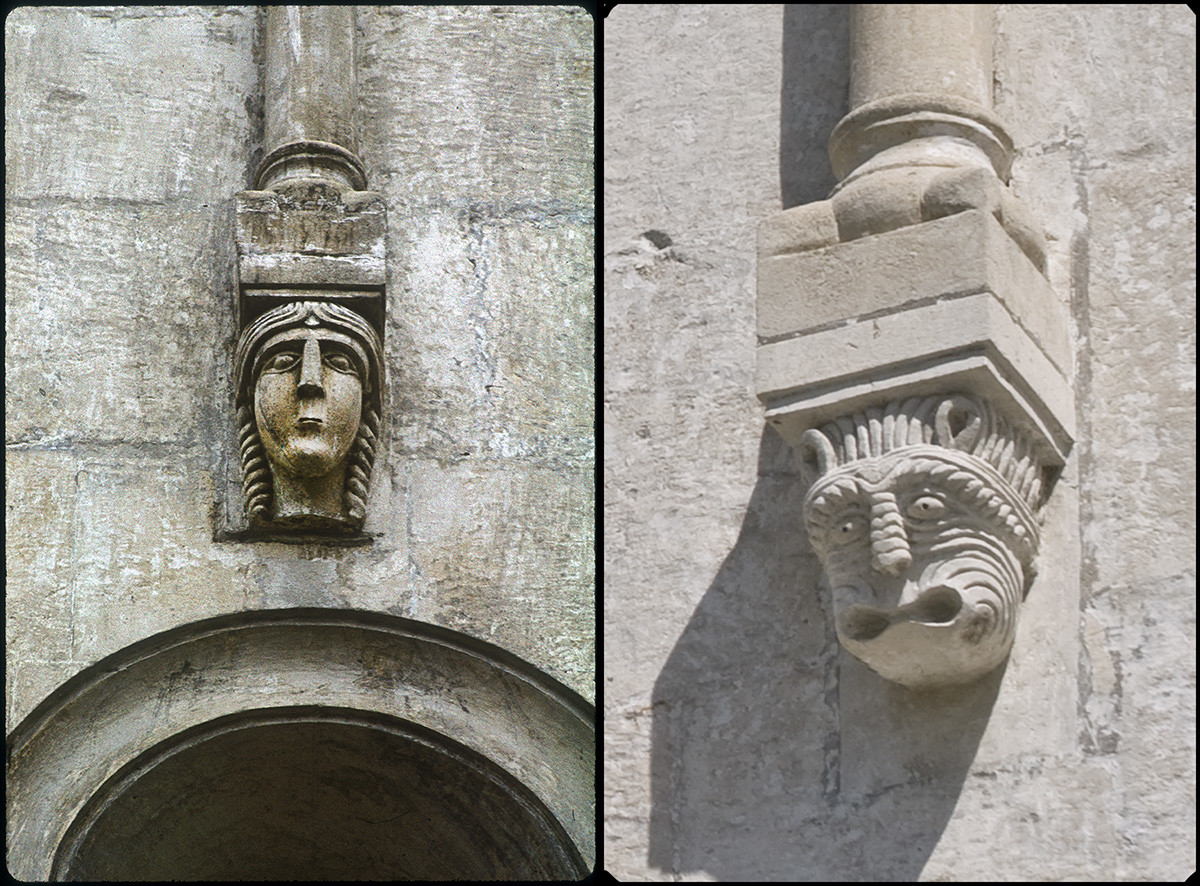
605, 4, 1194, 880
6, 5, 594, 732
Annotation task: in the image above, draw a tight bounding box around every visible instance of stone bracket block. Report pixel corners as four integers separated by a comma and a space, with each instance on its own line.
758, 209, 1069, 376
227, 183, 388, 539
757, 291, 1075, 468
756, 206, 1074, 472
235, 186, 387, 334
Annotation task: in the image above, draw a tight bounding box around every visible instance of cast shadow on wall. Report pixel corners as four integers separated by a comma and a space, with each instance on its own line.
780, 4, 849, 209
648, 428, 1004, 880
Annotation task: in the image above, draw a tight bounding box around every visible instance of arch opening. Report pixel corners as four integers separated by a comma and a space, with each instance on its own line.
53, 708, 586, 881
8, 609, 594, 881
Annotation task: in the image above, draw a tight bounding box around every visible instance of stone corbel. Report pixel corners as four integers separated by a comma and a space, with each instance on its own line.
757, 5, 1074, 687
230, 7, 386, 538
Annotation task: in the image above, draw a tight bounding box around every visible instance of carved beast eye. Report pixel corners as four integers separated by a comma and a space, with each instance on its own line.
906, 494, 946, 520
830, 512, 867, 546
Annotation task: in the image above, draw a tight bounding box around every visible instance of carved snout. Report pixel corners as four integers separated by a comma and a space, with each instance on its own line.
297, 337, 325, 397
869, 494, 910, 576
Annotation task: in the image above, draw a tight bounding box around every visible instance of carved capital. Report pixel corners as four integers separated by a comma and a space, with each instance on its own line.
798, 393, 1048, 688
757, 5, 1074, 691
231, 183, 386, 539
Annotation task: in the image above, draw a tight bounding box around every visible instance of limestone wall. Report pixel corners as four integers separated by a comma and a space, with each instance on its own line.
605, 4, 1194, 880
5, 5, 595, 732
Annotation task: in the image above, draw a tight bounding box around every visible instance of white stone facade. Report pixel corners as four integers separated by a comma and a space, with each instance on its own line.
605, 5, 1194, 880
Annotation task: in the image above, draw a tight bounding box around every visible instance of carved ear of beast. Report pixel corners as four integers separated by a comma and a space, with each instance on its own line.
799, 427, 836, 479
935, 394, 984, 452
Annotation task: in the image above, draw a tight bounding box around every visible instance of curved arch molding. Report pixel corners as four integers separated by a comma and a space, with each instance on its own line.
6, 608, 595, 880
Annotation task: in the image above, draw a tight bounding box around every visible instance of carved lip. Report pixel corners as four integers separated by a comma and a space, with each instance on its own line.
295, 417, 324, 428
840, 587, 963, 642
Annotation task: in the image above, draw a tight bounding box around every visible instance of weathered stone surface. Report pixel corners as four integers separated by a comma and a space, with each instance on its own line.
4, 450, 78, 726
5, 200, 235, 448
387, 209, 594, 465
402, 458, 595, 695
261, 7, 357, 162
919, 756, 1120, 880
67, 455, 252, 665
5, 6, 259, 204
357, 6, 593, 210
849, 5, 993, 109
6, 4, 594, 731
236, 188, 388, 290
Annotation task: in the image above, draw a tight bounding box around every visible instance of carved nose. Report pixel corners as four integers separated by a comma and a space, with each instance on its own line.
297, 337, 324, 397
869, 494, 911, 576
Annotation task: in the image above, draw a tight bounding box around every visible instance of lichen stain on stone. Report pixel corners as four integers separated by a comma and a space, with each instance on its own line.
352, 653, 402, 692
163, 659, 205, 694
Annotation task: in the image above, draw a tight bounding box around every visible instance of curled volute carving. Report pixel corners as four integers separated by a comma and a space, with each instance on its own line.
798, 394, 1045, 688
234, 301, 382, 533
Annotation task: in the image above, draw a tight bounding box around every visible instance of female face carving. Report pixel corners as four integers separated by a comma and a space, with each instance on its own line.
803, 446, 1037, 688
253, 329, 363, 479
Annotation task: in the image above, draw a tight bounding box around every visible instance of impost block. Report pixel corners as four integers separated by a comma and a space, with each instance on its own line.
235, 187, 387, 295
757, 209, 1069, 376
755, 210, 1075, 469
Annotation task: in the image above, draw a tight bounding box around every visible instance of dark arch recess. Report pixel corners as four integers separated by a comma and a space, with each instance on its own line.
7, 608, 595, 881
51, 706, 587, 880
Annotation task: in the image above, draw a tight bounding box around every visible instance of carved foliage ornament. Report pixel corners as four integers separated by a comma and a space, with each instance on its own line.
234, 301, 382, 533
799, 394, 1046, 688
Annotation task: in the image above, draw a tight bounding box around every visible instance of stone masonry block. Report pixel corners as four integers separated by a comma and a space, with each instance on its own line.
5, 7, 257, 204
4, 450, 77, 674
357, 7, 593, 210
757, 292, 1075, 465
70, 456, 250, 664
756, 200, 839, 256
5, 201, 230, 447
757, 209, 1070, 377
387, 210, 593, 465
405, 457, 594, 700
235, 188, 388, 292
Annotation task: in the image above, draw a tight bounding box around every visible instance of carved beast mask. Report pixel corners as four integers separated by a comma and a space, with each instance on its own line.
798, 395, 1043, 688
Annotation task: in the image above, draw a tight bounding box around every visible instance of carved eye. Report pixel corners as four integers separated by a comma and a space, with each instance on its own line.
263, 350, 300, 372
323, 351, 358, 375
830, 513, 867, 546
906, 494, 946, 520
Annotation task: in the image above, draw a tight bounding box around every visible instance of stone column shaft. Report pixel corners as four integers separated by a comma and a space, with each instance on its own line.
849, 4, 992, 108
830, 4, 1012, 189
258, 6, 366, 191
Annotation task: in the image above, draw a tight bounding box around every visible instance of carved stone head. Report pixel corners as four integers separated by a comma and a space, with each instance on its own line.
798, 394, 1044, 688
234, 301, 382, 532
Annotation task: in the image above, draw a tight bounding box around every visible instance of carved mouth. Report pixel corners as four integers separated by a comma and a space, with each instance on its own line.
840, 586, 963, 641
296, 417, 324, 428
